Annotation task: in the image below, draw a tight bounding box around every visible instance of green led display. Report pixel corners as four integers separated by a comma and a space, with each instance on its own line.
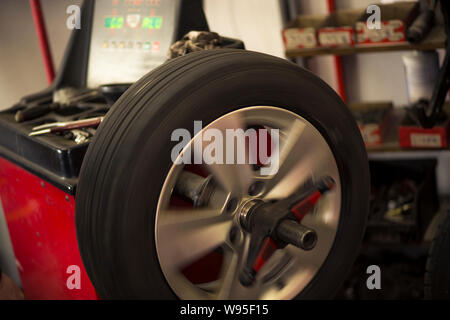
105, 16, 124, 29
142, 17, 163, 29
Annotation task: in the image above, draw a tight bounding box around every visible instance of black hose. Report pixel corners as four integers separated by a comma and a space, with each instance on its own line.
406, 9, 435, 44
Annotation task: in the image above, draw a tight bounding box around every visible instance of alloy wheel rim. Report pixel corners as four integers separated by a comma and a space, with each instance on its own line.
155, 106, 342, 299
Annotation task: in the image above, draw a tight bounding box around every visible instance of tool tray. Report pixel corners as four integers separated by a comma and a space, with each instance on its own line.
0, 103, 109, 194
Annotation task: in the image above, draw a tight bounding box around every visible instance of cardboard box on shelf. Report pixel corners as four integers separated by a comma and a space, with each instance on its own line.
282, 9, 363, 50
398, 104, 450, 149
356, 2, 419, 46
282, 15, 325, 50
348, 102, 393, 147
317, 9, 363, 47
283, 2, 422, 53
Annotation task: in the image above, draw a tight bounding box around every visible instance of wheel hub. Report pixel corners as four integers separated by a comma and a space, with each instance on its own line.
237, 177, 334, 286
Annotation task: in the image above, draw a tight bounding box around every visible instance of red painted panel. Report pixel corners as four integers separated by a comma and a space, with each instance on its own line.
0, 157, 97, 299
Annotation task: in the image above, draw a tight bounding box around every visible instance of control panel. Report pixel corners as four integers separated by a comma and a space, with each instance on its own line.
87, 0, 180, 87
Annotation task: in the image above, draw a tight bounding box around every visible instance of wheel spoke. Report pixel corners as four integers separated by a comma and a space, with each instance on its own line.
263, 248, 318, 299
202, 111, 253, 197
260, 120, 332, 200
217, 235, 250, 299
216, 251, 241, 299
158, 209, 232, 269
207, 163, 253, 197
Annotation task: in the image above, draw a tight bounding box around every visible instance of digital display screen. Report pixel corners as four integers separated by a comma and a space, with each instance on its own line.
104, 16, 124, 29
104, 16, 163, 30
87, 0, 180, 88
141, 16, 163, 29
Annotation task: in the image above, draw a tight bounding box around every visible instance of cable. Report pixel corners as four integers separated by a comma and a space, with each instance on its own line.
29, 0, 55, 85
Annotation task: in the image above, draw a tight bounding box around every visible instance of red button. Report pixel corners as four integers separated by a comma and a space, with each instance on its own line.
152, 41, 160, 52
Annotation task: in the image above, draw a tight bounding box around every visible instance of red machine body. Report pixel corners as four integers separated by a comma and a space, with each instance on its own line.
0, 157, 96, 299
0, 0, 207, 299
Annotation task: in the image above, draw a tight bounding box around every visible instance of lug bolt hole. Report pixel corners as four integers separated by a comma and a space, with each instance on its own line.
229, 226, 241, 245
248, 181, 264, 197
226, 197, 238, 212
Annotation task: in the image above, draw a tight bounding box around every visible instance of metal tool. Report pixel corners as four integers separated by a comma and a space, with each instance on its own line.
15, 102, 60, 123
29, 117, 104, 136
53, 88, 101, 106
239, 176, 334, 286
15, 88, 102, 123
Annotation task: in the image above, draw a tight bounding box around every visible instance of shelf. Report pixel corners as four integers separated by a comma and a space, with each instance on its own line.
367, 138, 450, 155
368, 149, 450, 160
285, 26, 446, 58
365, 108, 450, 158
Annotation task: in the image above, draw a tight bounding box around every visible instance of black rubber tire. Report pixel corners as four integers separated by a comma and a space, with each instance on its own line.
75, 49, 370, 299
425, 212, 450, 299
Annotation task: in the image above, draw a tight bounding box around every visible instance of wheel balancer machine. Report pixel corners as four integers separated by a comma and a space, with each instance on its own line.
0, 0, 370, 300
0, 0, 240, 299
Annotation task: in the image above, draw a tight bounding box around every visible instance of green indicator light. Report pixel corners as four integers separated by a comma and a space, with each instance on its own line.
105, 17, 112, 28
142, 17, 150, 29
141, 17, 163, 29
105, 16, 124, 29
117, 17, 124, 28
155, 17, 162, 29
